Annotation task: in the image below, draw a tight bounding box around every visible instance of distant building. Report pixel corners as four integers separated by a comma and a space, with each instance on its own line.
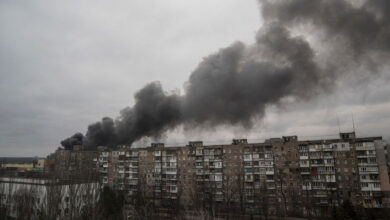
0, 158, 45, 172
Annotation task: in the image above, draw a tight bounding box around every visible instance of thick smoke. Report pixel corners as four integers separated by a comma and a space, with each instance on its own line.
60, 132, 83, 150
61, 0, 390, 149
114, 83, 182, 146
84, 117, 116, 149
261, 0, 390, 54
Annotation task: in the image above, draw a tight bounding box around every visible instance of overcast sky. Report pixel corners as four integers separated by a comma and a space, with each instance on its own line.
1, 0, 389, 157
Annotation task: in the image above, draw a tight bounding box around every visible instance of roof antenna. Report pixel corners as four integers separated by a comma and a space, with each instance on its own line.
352, 113, 355, 132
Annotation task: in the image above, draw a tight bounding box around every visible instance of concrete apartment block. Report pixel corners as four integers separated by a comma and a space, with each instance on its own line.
55, 132, 390, 216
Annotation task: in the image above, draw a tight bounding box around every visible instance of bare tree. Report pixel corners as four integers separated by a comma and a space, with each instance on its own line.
0, 177, 9, 219
43, 178, 64, 219
188, 173, 203, 212
275, 168, 290, 218
236, 163, 245, 215
14, 185, 39, 220
255, 179, 269, 220
67, 180, 87, 219
132, 172, 155, 219
0, 176, 17, 219
302, 180, 314, 219
222, 174, 239, 219
80, 181, 100, 220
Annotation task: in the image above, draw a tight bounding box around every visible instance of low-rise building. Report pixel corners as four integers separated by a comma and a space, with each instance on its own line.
0, 177, 100, 219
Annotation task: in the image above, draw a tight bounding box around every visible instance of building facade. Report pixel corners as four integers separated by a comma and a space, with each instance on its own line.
0, 177, 100, 219
58, 132, 390, 216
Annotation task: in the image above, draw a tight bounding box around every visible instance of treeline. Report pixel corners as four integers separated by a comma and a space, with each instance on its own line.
1, 183, 390, 220
2, 168, 390, 220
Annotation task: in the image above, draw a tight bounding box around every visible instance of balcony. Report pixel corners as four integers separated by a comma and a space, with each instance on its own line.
244, 156, 252, 161
165, 170, 177, 175
196, 170, 203, 175
245, 178, 254, 182
196, 150, 203, 156
323, 147, 333, 151
358, 162, 377, 167
361, 186, 381, 191
300, 163, 310, 168
312, 186, 326, 190
356, 144, 375, 150
360, 178, 380, 183
267, 185, 276, 189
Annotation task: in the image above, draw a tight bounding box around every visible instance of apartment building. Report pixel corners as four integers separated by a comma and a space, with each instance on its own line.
57, 132, 390, 216
153, 143, 179, 202
192, 142, 223, 204
95, 146, 140, 202
55, 146, 98, 179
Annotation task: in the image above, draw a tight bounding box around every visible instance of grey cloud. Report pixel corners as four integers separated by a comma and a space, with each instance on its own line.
0, 0, 260, 156
1, 0, 390, 155
63, 0, 390, 149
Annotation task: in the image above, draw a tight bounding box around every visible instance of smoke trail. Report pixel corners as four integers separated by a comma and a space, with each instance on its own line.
61, 0, 390, 149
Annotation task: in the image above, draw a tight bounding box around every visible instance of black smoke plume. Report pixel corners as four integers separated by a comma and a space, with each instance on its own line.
60, 132, 83, 150
61, 0, 390, 150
